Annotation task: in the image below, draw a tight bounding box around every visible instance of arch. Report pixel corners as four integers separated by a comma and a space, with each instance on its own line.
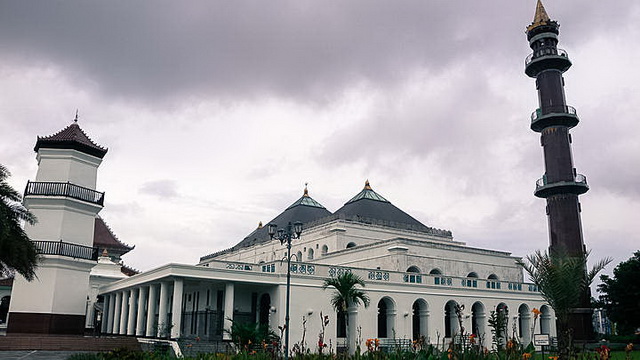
540, 305, 551, 334
486, 274, 500, 289
412, 299, 429, 341
444, 300, 460, 338
308, 248, 314, 260
518, 304, 531, 343
377, 297, 396, 338
0, 296, 10, 324
321, 245, 328, 255
346, 242, 357, 248
465, 272, 478, 287
407, 266, 421, 273
429, 268, 442, 275
467, 272, 478, 278
488, 274, 499, 280
471, 301, 486, 337
296, 251, 302, 262
259, 294, 271, 326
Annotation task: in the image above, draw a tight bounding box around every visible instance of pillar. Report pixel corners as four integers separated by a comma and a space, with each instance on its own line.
127, 288, 138, 335
146, 284, 159, 337
119, 290, 129, 335
347, 304, 358, 355
171, 278, 184, 339
102, 294, 111, 334
223, 282, 234, 340
136, 286, 148, 336
157, 282, 169, 337
113, 292, 122, 335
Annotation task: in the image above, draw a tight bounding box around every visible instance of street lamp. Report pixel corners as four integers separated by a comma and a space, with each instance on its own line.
268, 221, 303, 360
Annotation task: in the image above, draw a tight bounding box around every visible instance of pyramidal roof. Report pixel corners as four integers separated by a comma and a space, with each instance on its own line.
334, 180, 427, 229
93, 216, 134, 256
35, 118, 108, 158
219, 186, 331, 253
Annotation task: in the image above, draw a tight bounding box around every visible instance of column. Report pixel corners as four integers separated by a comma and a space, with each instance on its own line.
112, 292, 122, 335
223, 282, 234, 340
347, 304, 359, 355
171, 278, 184, 339
157, 282, 170, 337
127, 287, 138, 335
419, 309, 429, 339
119, 290, 130, 335
146, 284, 159, 337
387, 309, 397, 338
136, 286, 148, 336
102, 294, 111, 334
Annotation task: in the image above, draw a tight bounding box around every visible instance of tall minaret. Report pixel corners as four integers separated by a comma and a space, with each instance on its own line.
525, 1, 593, 340
8, 116, 108, 335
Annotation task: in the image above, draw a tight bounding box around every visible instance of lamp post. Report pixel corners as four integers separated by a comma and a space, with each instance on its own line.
268, 221, 303, 360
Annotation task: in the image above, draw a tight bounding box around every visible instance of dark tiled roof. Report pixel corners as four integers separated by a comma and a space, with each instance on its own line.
0, 277, 13, 287
200, 189, 331, 260
93, 217, 134, 255
121, 264, 140, 277
334, 181, 427, 229
35, 122, 108, 158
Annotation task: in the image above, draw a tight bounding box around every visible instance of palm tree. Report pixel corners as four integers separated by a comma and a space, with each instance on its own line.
0, 164, 39, 281
322, 272, 370, 354
518, 250, 610, 359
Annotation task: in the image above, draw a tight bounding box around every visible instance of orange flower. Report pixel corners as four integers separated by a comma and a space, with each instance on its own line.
549, 356, 559, 360
523, 353, 532, 360
532, 308, 541, 316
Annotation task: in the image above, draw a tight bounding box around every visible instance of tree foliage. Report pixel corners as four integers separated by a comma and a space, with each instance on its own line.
322, 272, 370, 312
518, 250, 610, 324
598, 250, 640, 335
0, 164, 39, 280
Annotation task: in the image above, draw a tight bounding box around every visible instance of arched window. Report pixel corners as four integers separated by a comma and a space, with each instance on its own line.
467, 272, 478, 278
429, 268, 442, 275
308, 248, 314, 260
518, 304, 531, 343
487, 274, 500, 289
407, 266, 421, 273
405, 266, 422, 283
321, 245, 328, 255
346, 242, 357, 249
296, 251, 302, 262
471, 302, 485, 336
465, 272, 478, 287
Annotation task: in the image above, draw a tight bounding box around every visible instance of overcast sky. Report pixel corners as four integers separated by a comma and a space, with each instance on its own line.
1, 1, 638, 284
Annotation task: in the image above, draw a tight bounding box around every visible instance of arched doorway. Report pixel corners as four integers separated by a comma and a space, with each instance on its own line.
412, 299, 429, 341
496, 303, 509, 347
444, 300, 460, 338
518, 304, 531, 344
471, 301, 485, 337
259, 294, 271, 326
540, 305, 551, 334
377, 297, 395, 338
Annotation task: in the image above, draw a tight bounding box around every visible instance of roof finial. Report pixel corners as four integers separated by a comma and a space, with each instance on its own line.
364, 179, 372, 190
74, 109, 79, 123
303, 182, 309, 197
528, 0, 551, 31
258, 221, 263, 229
101, 249, 109, 257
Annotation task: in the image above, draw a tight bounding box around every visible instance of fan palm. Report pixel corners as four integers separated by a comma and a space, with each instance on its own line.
0, 164, 39, 280
322, 272, 370, 354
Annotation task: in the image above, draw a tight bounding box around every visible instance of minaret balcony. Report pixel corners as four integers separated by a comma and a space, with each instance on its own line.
525, 47, 572, 77
33, 240, 99, 261
530, 105, 579, 132
534, 173, 589, 198
24, 181, 105, 206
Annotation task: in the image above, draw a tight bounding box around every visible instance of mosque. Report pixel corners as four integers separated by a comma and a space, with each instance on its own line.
5, 0, 593, 353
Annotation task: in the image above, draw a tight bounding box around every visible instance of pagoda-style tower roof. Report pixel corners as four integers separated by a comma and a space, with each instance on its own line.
35, 119, 108, 158
93, 216, 134, 259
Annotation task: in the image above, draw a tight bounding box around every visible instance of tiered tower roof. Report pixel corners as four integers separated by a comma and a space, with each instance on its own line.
35, 118, 108, 158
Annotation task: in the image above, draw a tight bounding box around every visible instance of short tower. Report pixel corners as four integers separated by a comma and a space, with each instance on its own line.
8, 118, 107, 335
525, 1, 593, 340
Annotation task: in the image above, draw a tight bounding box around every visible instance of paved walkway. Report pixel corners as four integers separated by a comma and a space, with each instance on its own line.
0, 350, 97, 359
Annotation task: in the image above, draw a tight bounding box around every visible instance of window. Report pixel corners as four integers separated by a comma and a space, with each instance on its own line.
308, 248, 314, 260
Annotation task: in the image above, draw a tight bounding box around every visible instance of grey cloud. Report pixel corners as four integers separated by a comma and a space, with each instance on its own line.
2, 1, 636, 106
139, 179, 179, 198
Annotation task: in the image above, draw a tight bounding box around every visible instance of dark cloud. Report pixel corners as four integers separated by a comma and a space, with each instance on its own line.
2, 1, 636, 106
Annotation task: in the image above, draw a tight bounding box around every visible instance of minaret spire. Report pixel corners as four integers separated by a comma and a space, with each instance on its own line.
524, 2, 593, 341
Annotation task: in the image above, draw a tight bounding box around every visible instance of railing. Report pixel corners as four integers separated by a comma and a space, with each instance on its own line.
525, 47, 569, 66
536, 173, 587, 188
25, 181, 104, 206
33, 240, 99, 260
530, 105, 577, 122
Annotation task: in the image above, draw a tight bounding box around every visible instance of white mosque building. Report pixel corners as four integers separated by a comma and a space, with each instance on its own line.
5, 119, 555, 352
